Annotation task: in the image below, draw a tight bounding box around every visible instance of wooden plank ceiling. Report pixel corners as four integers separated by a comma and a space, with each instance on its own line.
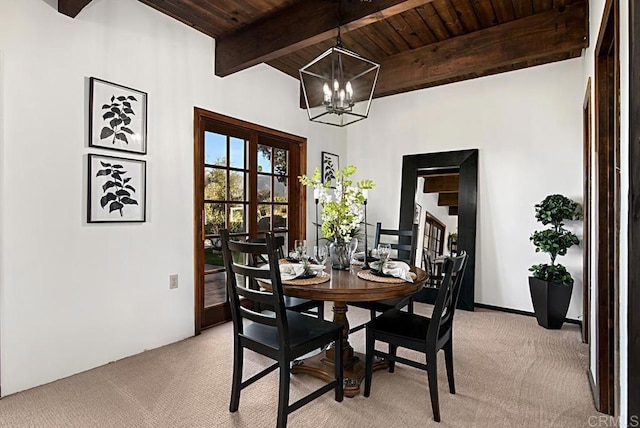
60, 0, 589, 100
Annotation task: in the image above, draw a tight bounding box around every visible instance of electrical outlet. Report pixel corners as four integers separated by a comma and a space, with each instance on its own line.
169, 274, 179, 289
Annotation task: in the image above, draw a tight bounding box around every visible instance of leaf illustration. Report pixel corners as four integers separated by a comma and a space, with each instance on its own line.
117, 96, 126, 101
116, 189, 131, 197
121, 197, 138, 205
123, 117, 132, 126
102, 104, 111, 109
96, 168, 111, 177
100, 127, 114, 139
128, 96, 137, 101
123, 101, 131, 108
123, 177, 132, 184
112, 172, 122, 182
115, 133, 129, 144
110, 95, 115, 102
100, 193, 116, 208
111, 107, 121, 115
112, 164, 123, 169
109, 201, 124, 214
100, 161, 112, 167
102, 181, 117, 191
103, 111, 116, 120
121, 127, 134, 135
123, 108, 134, 115
125, 184, 136, 192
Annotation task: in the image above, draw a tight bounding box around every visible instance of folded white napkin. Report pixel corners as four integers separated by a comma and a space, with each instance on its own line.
278, 263, 324, 281
382, 261, 414, 283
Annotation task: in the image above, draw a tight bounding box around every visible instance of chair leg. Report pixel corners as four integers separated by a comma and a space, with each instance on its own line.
426, 351, 441, 422
407, 299, 414, 314
388, 344, 397, 373
364, 329, 374, 397
444, 339, 455, 394
276, 361, 291, 428
369, 308, 376, 321
317, 301, 325, 320
229, 342, 243, 412
334, 330, 344, 402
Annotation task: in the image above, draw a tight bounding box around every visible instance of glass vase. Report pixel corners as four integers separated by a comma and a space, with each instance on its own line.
329, 238, 358, 270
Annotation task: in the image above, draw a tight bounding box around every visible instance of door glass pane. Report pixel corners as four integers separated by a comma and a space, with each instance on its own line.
274, 148, 288, 176
204, 271, 226, 308
204, 132, 226, 166
257, 174, 271, 202
257, 144, 272, 173
274, 176, 288, 202
229, 204, 246, 233
205, 203, 225, 235
229, 137, 245, 169
205, 168, 226, 201
229, 171, 245, 201
273, 205, 288, 230
257, 204, 272, 232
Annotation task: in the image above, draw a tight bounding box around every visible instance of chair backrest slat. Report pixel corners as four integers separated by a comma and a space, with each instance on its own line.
373, 222, 418, 265
426, 251, 468, 344
221, 229, 290, 349
239, 306, 277, 326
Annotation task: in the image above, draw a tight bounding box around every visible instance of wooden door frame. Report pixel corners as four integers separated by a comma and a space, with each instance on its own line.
628, 0, 640, 421
592, 0, 619, 415
583, 78, 592, 344
193, 108, 307, 335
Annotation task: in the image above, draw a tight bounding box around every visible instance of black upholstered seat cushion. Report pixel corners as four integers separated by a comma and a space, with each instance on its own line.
367, 309, 431, 342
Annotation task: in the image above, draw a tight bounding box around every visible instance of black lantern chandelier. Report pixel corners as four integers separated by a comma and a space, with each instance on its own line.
299, 4, 380, 127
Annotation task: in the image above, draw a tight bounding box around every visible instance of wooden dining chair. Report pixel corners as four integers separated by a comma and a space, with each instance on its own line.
363, 251, 468, 422
220, 230, 343, 428
348, 223, 419, 333
247, 236, 324, 320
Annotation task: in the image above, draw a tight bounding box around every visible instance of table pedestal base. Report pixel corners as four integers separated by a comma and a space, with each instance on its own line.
291, 351, 389, 397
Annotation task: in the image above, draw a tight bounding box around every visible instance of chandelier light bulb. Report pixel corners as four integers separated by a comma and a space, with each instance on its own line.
323, 82, 332, 103
334, 79, 339, 92
346, 81, 353, 100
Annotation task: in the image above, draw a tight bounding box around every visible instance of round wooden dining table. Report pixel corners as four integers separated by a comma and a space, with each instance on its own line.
262, 264, 428, 397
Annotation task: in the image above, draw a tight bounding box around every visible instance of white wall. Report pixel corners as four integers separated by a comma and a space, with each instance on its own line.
0, 0, 341, 395
347, 59, 585, 320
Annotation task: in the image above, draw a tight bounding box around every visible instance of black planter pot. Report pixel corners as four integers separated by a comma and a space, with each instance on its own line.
528, 277, 573, 329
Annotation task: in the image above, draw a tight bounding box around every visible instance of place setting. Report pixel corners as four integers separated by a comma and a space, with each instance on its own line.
278, 241, 331, 285
357, 243, 416, 284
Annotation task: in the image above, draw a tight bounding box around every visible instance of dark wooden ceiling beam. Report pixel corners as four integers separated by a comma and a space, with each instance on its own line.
438, 193, 458, 206
58, 0, 93, 17
373, 2, 588, 98
215, 0, 437, 77
423, 174, 459, 193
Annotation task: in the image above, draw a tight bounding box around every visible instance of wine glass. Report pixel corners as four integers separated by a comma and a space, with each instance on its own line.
377, 243, 391, 270
294, 239, 307, 261
314, 245, 328, 267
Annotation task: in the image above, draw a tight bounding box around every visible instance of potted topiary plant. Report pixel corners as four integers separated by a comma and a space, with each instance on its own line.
529, 194, 582, 329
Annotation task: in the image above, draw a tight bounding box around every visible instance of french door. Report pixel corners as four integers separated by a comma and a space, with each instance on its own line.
193, 109, 306, 333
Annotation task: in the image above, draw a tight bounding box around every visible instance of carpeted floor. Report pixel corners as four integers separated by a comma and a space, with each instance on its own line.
0, 306, 602, 427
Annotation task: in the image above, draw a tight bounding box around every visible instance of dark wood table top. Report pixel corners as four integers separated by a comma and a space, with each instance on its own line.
263, 265, 428, 303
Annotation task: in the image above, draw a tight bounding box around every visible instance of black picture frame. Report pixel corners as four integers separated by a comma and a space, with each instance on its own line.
88, 153, 147, 223
89, 77, 148, 154
321, 151, 339, 186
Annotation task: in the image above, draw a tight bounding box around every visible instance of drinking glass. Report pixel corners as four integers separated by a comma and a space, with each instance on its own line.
294, 239, 307, 260
377, 243, 391, 268
314, 244, 328, 266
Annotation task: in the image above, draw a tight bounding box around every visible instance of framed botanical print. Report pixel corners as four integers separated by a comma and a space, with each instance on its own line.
321, 151, 339, 186
88, 153, 146, 223
89, 77, 147, 154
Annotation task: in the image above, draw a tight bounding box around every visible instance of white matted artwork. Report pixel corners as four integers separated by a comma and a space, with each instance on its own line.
88, 154, 146, 223
89, 77, 147, 154
321, 151, 339, 186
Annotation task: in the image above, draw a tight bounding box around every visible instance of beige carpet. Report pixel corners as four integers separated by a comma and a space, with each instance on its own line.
0, 306, 602, 427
